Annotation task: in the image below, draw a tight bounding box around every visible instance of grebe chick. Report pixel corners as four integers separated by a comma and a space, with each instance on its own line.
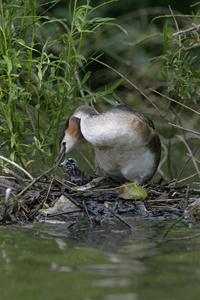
55, 105, 161, 185
60, 158, 91, 185
60, 158, 79, 171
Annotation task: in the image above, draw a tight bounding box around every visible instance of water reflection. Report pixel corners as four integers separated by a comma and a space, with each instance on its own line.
0, 221, 200, 300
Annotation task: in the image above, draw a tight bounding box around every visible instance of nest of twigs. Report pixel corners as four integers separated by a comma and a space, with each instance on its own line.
0, 157, 200, 232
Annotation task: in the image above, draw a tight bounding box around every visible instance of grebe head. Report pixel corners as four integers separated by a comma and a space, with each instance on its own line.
54, 106, 96, 167
54, 115, 83, 167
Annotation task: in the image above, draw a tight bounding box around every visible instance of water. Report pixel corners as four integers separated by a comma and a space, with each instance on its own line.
0, 220, 200, 300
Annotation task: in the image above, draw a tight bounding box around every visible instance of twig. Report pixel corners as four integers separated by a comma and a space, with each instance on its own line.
0, 177, 24, 191
163, 216, 184, 238
75, 147, 95, 171
91, 57, 164, 118
104, 203, 136, 233
150, 88, 200, 116
0, 156, 34, 180
82, 200, 93, 224
45, 209, 82, 218
63, 192, 97, 216
72, 176, 109, 191
177, 135, 200, 180
17, 165, 56, 198
168, 6, 181, 57
163, 184, 191, 238
5, 188, 12, 202
173, 23, 200, 37
26, 106, 37, 133
169, 172, 199, 186
168, 123, 200, 136
173, 147, 199, 187
163, 232, 200, 242
0, 165, 29, 183
192, 156, 200, 164
184, 184, 191, 201
42, 178, 54, 209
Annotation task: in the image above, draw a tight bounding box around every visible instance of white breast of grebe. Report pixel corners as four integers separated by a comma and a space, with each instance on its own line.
58, 105, 161, 185
78, 107, 160, 184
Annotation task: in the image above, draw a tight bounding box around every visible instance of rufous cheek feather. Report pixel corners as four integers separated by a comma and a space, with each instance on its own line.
66, 119, 83, 141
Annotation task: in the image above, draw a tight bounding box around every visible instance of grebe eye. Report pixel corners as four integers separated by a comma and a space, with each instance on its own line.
60, 141, 66, 149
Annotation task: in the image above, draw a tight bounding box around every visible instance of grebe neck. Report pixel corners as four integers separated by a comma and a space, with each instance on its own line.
72, 106, 98, 120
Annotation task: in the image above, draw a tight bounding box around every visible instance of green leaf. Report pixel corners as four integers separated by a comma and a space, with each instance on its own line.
27, 160, 34, 166
29, 0, 35, 15
36, 65, 43, 81
163, 21, 169, 52
16, 39, 26, 46
15, 39, 40, 53
105, 76, 125, 94
0, 125, 5, 131
119, 183, 147, 200
10, 134, 16, 148
184, 60, 200, 79
10, 152, 15, 161
75, 54, 86, 61
33, 136, 39, 148
79, 5, 93, 10
81, 71, 91, 85
1, 4, 20, 9
102, 96, 118, 106
161, 66, 168, 81
3, 55, 12, 74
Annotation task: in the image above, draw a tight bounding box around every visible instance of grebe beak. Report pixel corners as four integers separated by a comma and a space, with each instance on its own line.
54, 145, 66, 168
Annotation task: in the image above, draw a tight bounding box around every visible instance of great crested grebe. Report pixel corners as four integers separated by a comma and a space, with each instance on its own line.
55, 105, 161, 185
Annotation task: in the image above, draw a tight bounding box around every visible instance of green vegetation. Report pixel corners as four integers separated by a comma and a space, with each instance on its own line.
0, 0, 122, 174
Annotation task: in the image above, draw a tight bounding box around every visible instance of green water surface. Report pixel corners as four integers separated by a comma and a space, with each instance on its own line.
0, 220, 200, 300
